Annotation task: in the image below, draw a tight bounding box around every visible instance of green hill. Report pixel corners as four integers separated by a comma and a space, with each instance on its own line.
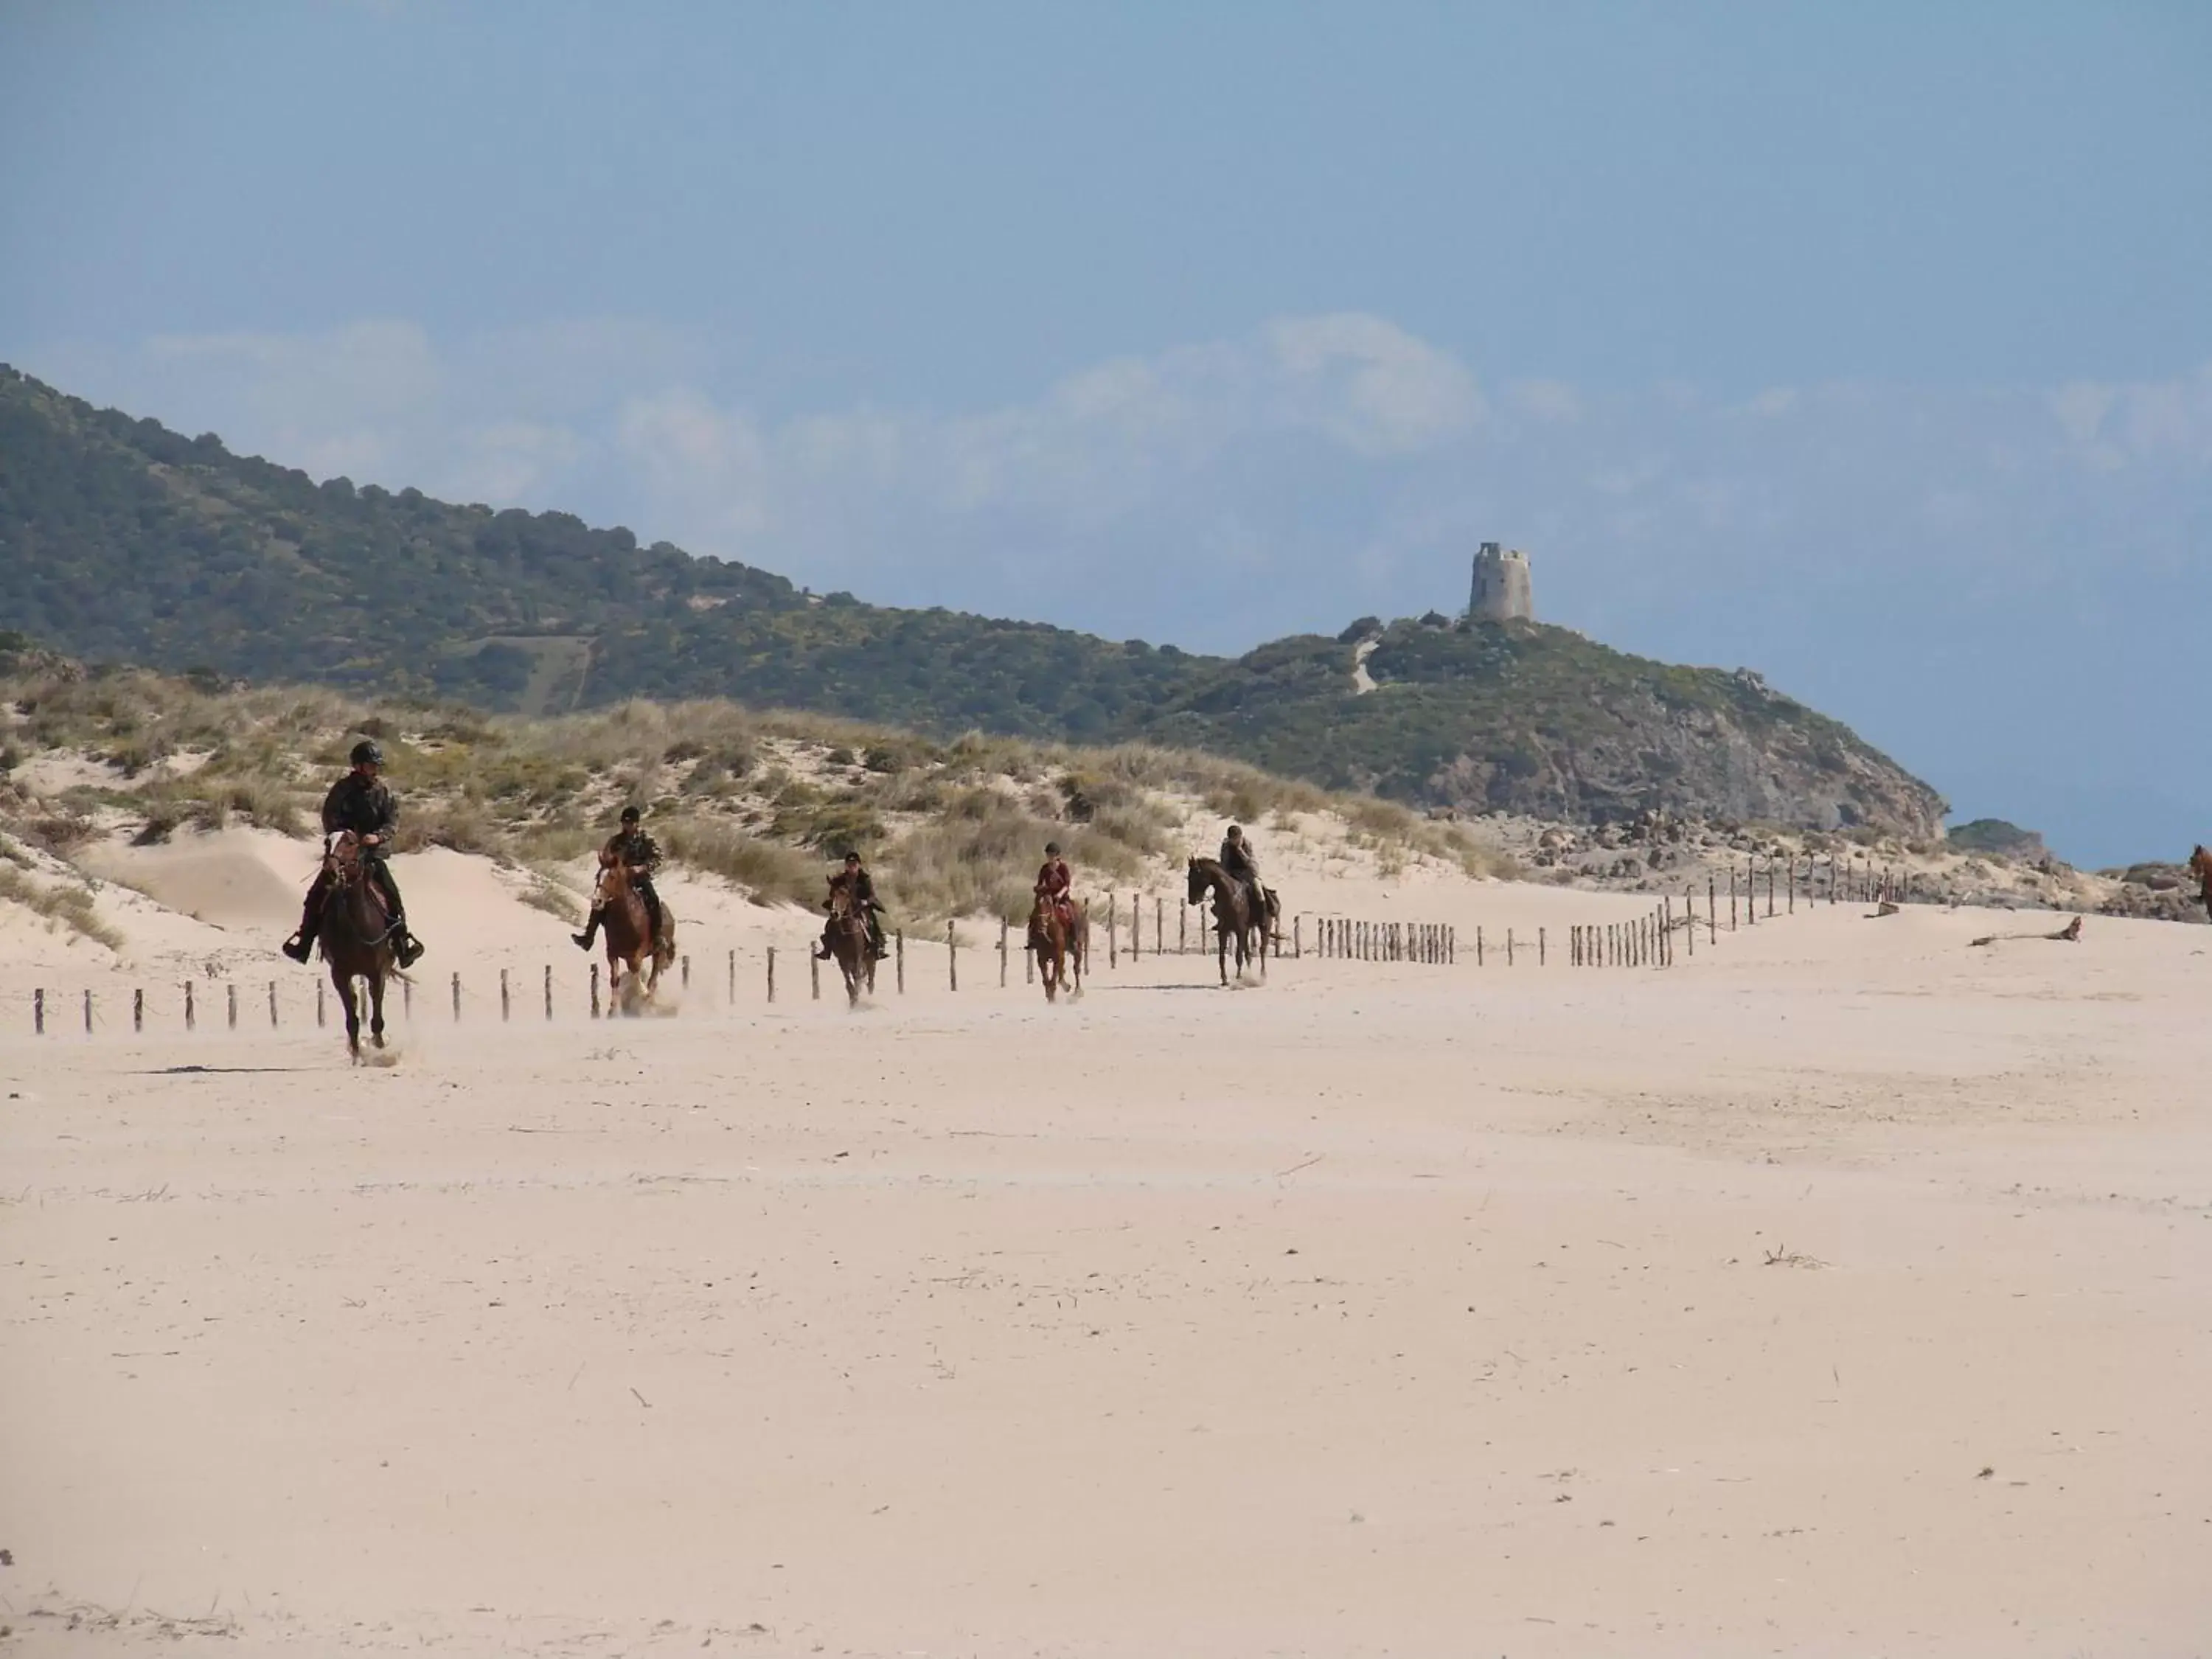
0, 364, 1945, 836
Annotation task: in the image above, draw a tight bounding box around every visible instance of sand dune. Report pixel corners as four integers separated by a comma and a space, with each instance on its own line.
2, 831, 2208, 1655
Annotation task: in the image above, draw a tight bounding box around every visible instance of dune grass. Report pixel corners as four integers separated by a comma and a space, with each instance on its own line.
1, 661, 1509, 925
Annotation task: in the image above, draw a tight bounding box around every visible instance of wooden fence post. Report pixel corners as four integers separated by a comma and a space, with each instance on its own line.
1506, 928, 1515, 967
896, 931, 905, 994
84, 988, 94, 1036
1155, 897, 1164, 959
1767, 861, 1776, 919
317, 980, 326, 1027
1539, 927, 1546, 967
1475, 925, 1484, 967
768, 946, 778, 1003
451, 971, 462, 1022
227, 983, 238, 1030
500, 968, 510, 1022
1108, 895, 1118, 968
268, 980, 279, 1029
1001, 917, 1009, 988
590, 963, 601, 1018
681, 954, 691, 990
810, 948, 821, 1001
1294, 916, 1302, 959
727, 949, 737, 1004
1446, 925, 1454, 965
136, 987, 146, 1032
545, 964, 554, 1021
33, 989, 43, 1036
947, 919, 958, 991
184, 981, 195, 1032
402, 978, 411, 1020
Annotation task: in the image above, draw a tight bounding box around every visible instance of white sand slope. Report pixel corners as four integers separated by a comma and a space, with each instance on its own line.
1, 832, 2208, 1655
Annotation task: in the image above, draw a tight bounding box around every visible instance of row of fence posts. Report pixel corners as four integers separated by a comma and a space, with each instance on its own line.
1568, 902, 1675, 969
1306, 917, 1455, 964
1717, 850, 1917, 926
21, 853, 1935, 1032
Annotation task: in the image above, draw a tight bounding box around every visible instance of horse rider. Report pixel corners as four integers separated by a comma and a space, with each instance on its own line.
1035, 841, 1074, 927
574, 805, 664, 952
282, 739, 425, 968
1220, 823, 1266, 919
817, 849, 888, 961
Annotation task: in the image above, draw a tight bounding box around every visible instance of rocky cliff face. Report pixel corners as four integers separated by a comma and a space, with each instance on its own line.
1425, 682, 1949, 839
1157, 623, 1951, 842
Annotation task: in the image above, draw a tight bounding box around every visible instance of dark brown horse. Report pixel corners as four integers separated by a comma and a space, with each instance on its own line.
825, 883, 874, 1007
1187, 857, 1276, 986
595, 854, 675, 1013
2191, 845, 2212, 922
1028, 893, 1088, 1004
315, 832, 400, 1060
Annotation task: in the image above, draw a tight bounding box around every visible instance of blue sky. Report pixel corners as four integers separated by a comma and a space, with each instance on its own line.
3, 1, 2208, 863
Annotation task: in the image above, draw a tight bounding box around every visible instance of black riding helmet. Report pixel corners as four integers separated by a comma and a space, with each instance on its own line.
1045, 841, 1061, 856
621, 806, 641, 824
842, 850, 861, 865
1226, 824, 1242, 839
349, 739, 383, 768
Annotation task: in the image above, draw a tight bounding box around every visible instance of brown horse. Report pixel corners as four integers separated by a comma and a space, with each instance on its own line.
594, 854, 675, 1013
1028, 893, 1088, 1004
2191, 845, 2212, 922
825, 883, 874, 1007
315, 832, 401, 1060
1187, 857, 1277, 986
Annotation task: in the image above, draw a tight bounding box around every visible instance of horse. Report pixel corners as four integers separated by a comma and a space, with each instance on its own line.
1187, 857, 1278, 986
1028, 892, 1088, 1004
825, 883, 874, 1007
2191, 845, 2212, 922
315, 831, 402, 1060
594, 854, 675, 1014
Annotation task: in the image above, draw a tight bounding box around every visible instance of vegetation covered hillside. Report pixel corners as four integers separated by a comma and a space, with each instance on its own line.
0, 647, 1498, 937
0, 366, 1944, 835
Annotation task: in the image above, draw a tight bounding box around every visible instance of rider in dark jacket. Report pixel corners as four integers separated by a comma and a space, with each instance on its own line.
282, 740, 425, 967
1220, 824, 1265, 914
817, 850, 887, 960
574, 806, 664, 950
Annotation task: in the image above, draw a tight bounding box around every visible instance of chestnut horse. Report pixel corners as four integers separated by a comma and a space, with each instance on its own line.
1028, 893, 1088, 1003
316, 831, 400, 1060
826, 883, 874, 1007
2191, 845, 2212, 922
594, 854, 675, 1012
1186, 857, 1277, 986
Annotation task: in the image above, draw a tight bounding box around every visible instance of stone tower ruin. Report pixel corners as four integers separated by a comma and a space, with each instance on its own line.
1467, 541, 1534, 623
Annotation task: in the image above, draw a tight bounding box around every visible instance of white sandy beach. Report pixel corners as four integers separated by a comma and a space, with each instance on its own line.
3, 835, 2209, 1656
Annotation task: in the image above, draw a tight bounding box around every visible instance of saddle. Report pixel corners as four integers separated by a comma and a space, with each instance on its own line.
323, 835, 395, 934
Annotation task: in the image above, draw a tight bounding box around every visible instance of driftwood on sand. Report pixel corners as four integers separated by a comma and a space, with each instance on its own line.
1970, 915, 2084, 948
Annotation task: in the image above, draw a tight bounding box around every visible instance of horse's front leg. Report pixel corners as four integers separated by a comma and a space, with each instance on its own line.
367, 973, 386, 1049
335, 970, 361, 1058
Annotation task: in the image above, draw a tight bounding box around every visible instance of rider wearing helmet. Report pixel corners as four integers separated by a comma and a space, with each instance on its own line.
574, 805, 664, 951
282, 739, 425, 967
817, 849, 887, 961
